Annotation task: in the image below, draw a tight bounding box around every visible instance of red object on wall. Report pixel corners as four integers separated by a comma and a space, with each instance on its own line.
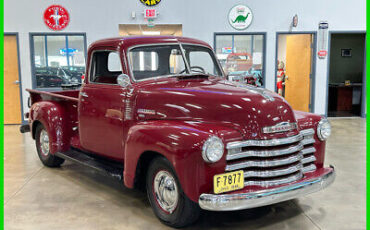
318, 50, 327, 58
43, 5, 70, 31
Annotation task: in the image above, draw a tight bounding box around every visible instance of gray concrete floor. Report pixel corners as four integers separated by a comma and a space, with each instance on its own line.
4, 118, 365, 230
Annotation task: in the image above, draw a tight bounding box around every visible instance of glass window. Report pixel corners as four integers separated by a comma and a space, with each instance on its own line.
215, 34, 265, 87
182, 45, 222, 76
31, 34, 86, 88
128, 44, 222, 81
90, 51, 122, 84
130, 51, 158, 71
108, 52, 122, 72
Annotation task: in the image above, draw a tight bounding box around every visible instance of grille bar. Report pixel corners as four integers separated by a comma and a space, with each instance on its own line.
244, 172, 303, 187
302, 155, 316, 164
226, 143, 304, 160
301, 138, 315, 145
301, 146, 316, 155
225, 154, 303, 171
226, 134, 303, 149
303, 164, 316, 173
244, 163, 302, 178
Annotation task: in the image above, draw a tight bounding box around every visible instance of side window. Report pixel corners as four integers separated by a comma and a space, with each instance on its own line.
90, 51, 122, 84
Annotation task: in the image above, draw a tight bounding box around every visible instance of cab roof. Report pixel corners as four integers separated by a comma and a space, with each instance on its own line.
89, 36, 211, 50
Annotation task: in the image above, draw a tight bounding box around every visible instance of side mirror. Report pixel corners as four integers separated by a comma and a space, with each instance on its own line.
117, 74, 131, 88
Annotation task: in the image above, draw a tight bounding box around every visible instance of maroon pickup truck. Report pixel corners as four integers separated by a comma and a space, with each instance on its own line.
21, 36, 335, 227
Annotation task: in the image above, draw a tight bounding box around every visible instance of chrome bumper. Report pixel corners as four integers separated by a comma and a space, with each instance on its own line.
198, 166, 335, 211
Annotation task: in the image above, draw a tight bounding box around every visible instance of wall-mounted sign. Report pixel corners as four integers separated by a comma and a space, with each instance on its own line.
318, 50, 328, 58
140, 0, 161, 7
221, 47, 233, 54
60, 48, 78, 56
144, 9, 157, 19
43, 5, 70, 31
228, 5, 253, 30
318, 21, 329, 59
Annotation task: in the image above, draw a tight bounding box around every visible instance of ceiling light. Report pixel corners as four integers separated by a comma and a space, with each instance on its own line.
142, 31, 161, 35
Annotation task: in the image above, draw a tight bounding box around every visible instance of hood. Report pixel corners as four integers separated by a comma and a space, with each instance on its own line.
135, 77, 298, 139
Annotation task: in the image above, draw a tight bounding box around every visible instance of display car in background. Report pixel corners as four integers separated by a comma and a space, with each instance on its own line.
35, 66, 84, 88
21, 36, 335, 228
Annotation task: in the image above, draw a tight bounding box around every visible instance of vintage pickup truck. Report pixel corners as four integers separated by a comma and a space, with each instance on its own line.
21, 36, 335, 228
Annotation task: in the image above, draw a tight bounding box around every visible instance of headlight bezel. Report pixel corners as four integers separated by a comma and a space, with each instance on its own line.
317, 118, 331, 141
202, 136, 224, 163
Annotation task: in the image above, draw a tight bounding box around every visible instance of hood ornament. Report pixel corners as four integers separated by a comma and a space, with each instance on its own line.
262, 122, 297, 134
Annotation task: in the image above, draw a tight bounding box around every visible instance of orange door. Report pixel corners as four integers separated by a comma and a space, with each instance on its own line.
284, 34, 313, 112
4, 35, 22, 124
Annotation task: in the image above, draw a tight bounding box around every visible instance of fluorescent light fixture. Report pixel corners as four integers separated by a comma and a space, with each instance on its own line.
142, 31, 161, 35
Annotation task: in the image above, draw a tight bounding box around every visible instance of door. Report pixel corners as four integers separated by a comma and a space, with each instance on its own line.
79, 84, 126, 160
79, 50, 127, 160
4, 35, 22, 124
284, 34, 313, 112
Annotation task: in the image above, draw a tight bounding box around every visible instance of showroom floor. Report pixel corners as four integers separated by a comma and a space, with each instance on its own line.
4, 118, 365, 230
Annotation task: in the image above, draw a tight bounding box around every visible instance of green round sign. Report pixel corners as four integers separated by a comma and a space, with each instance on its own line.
140, 0, 161, 7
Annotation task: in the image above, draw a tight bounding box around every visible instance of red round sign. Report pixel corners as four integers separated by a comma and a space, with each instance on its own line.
43, 5, 70, 31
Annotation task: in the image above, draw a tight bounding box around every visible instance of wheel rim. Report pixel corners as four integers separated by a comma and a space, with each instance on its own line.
153, 170, 179, 214
40, 129, 50, 156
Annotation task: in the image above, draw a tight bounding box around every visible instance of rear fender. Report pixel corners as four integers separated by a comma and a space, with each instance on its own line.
30, 101, 71, 154
123, 120, 241, 202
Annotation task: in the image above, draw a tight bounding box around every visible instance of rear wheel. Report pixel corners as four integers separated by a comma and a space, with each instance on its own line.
146, 157, 200, 228
35, 124, 64, 167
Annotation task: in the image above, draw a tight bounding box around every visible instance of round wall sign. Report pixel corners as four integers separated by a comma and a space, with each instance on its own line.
43, 5, 70, 31
228, 5, 253, 30
140, 0, 161, 7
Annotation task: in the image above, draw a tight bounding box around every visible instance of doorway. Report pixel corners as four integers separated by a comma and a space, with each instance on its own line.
327, 33, 365, 117
119, 24, 182, 36
276, 33, 315, 112
4, 34, 23, 124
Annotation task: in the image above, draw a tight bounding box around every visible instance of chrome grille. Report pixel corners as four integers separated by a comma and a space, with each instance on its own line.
226, 129, 317, 188
300, 129, 317, 173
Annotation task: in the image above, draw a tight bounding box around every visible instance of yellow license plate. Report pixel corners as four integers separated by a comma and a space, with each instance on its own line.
214, 170, 244, 194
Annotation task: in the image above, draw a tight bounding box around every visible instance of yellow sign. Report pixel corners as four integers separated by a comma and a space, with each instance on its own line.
140, 0, 161, 7
214, 170, 244, 194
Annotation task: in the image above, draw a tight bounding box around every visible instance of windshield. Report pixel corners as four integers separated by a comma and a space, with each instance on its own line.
128, 44, 223, 81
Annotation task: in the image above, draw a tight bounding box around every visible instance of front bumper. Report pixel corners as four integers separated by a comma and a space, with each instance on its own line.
199, 166, 335, 211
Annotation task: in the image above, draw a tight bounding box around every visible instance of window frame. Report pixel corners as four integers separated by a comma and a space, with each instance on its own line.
214, 32, 267, 88
88, 50, 123, 86
29, 32, 87, 91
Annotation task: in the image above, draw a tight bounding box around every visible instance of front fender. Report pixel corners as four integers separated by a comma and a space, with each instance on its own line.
294, 110, 326, 168
123, 120, 241, 202
30, 101, 71, 154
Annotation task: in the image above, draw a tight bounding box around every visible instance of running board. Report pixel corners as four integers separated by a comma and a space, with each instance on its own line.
55, 149, 124, 181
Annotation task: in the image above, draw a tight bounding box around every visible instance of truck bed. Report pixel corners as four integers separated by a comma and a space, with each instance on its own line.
27, 89, 80, 103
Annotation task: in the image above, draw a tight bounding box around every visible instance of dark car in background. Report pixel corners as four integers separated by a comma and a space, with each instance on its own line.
35, 66, 84, 88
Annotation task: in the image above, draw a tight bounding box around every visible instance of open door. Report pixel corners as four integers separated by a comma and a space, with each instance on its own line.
284, 34, 313, 112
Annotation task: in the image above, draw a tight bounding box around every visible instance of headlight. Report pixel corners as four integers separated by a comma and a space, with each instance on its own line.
202, 136, 224, 163
317, 118, 331, 141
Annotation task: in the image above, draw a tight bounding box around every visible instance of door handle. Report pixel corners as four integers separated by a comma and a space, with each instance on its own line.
80, 92, 88, 98
14, 80, 20, 85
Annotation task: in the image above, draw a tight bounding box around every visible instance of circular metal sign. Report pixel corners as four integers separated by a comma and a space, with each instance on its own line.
43, 5, 70, 31
140, 0, 161, 7
228, 5, 253, 30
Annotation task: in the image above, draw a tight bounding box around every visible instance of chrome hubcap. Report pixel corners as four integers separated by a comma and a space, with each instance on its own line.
40, 129, 50, 156
153, 170, 179, 214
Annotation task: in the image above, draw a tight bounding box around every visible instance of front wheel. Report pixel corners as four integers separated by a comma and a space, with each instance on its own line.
35, 124, 64, 167
146, 157, 200, 228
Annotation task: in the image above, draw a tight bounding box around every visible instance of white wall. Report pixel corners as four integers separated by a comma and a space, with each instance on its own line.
5, 0, 366, 117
